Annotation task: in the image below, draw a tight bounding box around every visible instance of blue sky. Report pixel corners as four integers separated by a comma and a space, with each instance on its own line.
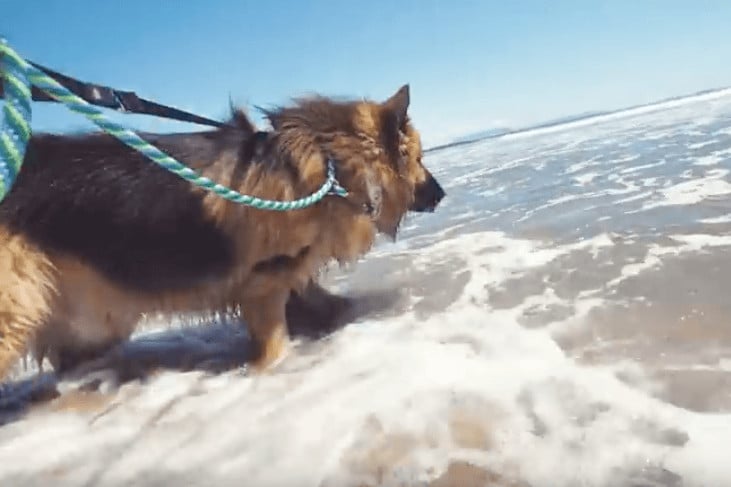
4, 0, 731, 146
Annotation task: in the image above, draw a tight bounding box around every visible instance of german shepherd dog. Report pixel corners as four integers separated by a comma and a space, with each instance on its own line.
0, 84, 445, 380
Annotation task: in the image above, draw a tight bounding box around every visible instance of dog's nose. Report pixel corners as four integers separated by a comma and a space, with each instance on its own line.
411, 175, 446, 213
423, 180, 446, 212
432, 180, 446, 207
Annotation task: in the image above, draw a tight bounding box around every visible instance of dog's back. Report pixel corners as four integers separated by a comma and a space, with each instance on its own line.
0, 130, 249, 292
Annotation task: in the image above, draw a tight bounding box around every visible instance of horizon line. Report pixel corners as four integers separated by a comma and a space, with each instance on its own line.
424, 84, 731, 153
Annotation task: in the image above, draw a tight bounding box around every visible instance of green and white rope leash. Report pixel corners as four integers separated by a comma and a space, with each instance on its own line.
0, 40, 348, 208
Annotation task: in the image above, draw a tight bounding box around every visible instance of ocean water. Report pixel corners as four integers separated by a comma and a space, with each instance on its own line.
2, 89, 731, 487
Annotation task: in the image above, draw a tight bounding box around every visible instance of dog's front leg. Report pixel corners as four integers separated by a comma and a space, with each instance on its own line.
241, 290, 291, 371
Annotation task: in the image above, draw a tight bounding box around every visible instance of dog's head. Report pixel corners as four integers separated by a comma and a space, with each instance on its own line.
374, 85, 447, 217
265, 84, 445, 237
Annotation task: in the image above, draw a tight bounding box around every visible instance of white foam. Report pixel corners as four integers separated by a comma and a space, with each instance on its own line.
603, 234, 731, 290
693, 154, 723, 166
567, 158, 601, 174
642, 169, 731, 209
670, 233, 731, 250
614, 190, 654, 205
517, 194, 585, 222
620, 159, 666, 174
1, 231, 727, 487
605, 244, 685, 289
700, 214, 731, 224
574, 172, 599, 186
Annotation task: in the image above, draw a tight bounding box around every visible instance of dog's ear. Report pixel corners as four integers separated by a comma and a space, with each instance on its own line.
382, 84, 410, 128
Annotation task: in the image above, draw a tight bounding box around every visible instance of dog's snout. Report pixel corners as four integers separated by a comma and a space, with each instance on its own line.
410, 173, 445, 213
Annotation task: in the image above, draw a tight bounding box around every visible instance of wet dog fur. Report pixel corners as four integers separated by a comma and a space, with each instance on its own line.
0, 84, 445, 380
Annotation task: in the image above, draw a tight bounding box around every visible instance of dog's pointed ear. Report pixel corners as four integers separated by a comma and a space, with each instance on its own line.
382, 84, 410, 127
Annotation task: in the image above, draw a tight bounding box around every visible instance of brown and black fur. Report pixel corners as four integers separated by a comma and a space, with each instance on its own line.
0, 84, 445, 380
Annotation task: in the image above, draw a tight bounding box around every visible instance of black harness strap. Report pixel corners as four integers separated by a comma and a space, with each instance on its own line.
0, 60, 229, 128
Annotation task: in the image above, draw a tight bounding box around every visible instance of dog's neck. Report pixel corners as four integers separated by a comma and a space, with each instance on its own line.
251, 129, 381, 219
